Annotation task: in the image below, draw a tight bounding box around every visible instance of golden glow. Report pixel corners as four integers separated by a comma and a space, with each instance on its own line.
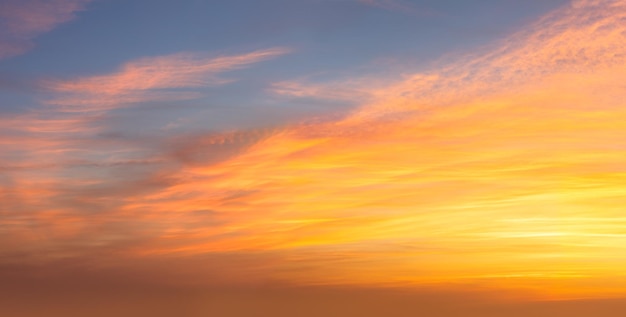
125, 0, 626, 298
135, 63, 626, 298
3, 0, 626, 301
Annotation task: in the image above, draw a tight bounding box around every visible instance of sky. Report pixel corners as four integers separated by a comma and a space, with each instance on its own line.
2, 0, 626, 316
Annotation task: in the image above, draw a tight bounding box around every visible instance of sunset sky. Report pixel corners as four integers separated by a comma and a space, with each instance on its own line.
2, 0, 626, 316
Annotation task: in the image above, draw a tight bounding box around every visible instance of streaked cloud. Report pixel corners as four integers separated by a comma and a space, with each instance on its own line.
2, 0, 626, 303
46, 47, 292, 111
342, 0, 626, 123
0, 0, 91, 59
270, 79, 372, 103
92, 0, 626, 298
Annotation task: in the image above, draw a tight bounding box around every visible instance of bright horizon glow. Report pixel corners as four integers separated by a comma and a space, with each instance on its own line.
1, 1, 626, 313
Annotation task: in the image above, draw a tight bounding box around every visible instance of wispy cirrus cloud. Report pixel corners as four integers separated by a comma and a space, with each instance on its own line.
45, 47, 291, 111
270, 79, 372, 103
3, 0, 626, 301
0, 0, 91, 60
88, 0, 626, 298
333, 0, 626, 124
0, 46, 292, 271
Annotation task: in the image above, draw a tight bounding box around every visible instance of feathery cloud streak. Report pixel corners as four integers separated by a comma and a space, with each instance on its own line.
0, 0, 91, 59
118, 0, 626, 298
0, 47, 291, 272
46, 47, 291, 111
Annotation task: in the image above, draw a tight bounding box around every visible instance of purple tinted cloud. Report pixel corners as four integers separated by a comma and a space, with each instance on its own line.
0, 0, 91, 59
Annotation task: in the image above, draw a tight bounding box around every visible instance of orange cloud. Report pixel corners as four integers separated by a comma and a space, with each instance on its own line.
0, 47, 295, 278
110, 0, 626, 299
3, 0, 626, 301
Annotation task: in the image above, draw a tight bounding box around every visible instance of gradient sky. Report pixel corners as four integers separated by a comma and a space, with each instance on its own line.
2, 0, 626, 316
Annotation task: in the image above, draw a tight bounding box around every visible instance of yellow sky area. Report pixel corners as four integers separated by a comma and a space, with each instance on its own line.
119, 0, 626, 293
117, 59, 626, 299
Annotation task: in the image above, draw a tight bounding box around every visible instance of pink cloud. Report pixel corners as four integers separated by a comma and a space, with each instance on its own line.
335, 0, 626, 124
0, 0, 91, 59
46, 47, 292, 111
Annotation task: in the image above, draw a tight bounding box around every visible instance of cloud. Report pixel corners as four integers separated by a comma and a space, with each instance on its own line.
167, 128, 278, 166
571, 0, 623, 7
342, 0, 626, 123
0, 47, 294, 275
97, 0, 626, 298
271, 79, 373, 102
45, 47, 292, 111
3, 0, 626, 302
0, 0, 91, 60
